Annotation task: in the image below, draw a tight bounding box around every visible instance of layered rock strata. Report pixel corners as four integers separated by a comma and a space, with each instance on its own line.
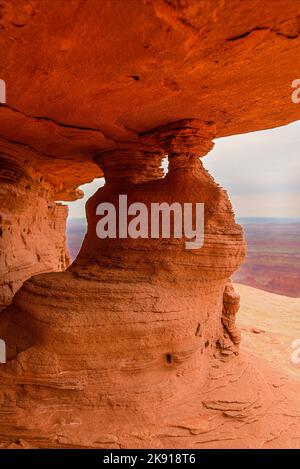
0, 0, 300, 448
0, 151, 70, 307
1, 120, 296, 448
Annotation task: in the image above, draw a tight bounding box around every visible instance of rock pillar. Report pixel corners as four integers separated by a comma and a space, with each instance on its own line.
0, 120, 247, 448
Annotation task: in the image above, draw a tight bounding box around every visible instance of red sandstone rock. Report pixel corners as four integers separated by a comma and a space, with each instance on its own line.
0, 121, 247, 446
0, 150, 70, 307
0, 0, 300, 197
0, 0, 300, 449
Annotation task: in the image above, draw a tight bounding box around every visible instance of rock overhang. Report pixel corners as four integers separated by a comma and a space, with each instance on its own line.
0, 0, 299, 199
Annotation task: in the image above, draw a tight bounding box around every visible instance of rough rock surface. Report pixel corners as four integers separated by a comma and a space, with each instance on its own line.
0, 0, 300, 195
0, 147, 70, 307
1, 120, 299, 449
0, 121, 247, 447
0, 0, 300, 449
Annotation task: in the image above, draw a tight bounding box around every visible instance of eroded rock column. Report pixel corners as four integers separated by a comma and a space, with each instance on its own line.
0, 120, 247, 448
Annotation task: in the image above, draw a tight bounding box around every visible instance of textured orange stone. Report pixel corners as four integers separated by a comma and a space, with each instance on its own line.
0, 0, 300, 197
0, 0, 300, 449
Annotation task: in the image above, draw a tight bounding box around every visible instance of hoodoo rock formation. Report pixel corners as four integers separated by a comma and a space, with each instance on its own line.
1, 0, 300, 449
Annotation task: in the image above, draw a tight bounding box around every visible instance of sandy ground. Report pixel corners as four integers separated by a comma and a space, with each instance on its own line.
236, 283, 300, 382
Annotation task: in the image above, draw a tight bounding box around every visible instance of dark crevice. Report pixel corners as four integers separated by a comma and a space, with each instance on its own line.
0, 103, 113, 141
166, 353, 172, 364
0, 135, 76, 161
227, 26, 299, 42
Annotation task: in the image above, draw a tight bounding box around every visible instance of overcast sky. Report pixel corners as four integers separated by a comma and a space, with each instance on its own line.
66, 120, 300, 219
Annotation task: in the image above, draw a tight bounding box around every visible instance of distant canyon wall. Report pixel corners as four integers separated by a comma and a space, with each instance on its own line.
233, 221, 300, 298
